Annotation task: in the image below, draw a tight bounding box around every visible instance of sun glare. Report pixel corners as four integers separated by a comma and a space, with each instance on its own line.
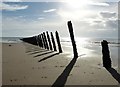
57, 0, 94, 21
65, 0, 92, 9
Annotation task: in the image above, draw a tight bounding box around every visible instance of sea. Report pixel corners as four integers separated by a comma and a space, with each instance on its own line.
1, 37, 119, 68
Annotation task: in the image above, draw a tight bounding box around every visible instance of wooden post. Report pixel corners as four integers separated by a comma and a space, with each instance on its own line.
46, 31, 53, 50
55, 31, 63, 53
51, 32, 57, 51
43, 32, 49, 50
35, 36, 39, 46
41, 33, 47, 49
21, 36, 38, 45
101, 40, 112, 69
40, 34, 44, 48
67, 21, 78, 58
39, 34, 43, 48
37, 35, 41, 47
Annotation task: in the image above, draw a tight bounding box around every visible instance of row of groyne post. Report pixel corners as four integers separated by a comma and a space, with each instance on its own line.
21, 21, 112, 69
20, 21, 113, 69
21, 31, 63, 53
21, 21, 119, 80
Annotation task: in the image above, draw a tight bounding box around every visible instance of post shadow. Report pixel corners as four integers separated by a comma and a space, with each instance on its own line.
51, 32, 57, 51
29, 50, 49, 55
51, 57, 78, 87
38, 52, 60, 62
106, 68, 120, 83
55, 31, 63, 53
52, 21, 79, 86
46, 31, 53, 50
34, 51, 54, 58
101, 40, 120, 83
26, 48, 45, 53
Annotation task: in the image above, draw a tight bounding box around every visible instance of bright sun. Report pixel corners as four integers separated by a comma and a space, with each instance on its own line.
65, 0, 91, 9
58, 0, 95, 21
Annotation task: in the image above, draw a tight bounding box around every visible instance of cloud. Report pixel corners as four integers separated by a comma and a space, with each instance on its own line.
105, 19, 118, 29
2, 1, 118, 38
43, 9, 56, 13
2, 17, 64, 37
90, 2, 110, 6
57, 8, 98, 21
38, 17, 45, 20
2, 0, 21, 2
90, 18, 118, 30
100, 12, 117, 18
2, 15, 118, 38
1, 3, 28, 11
2, 0, 119, 2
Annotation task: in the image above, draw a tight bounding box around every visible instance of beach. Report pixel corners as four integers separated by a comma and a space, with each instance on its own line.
2, 1, 119, 86
2, 40, 118, 86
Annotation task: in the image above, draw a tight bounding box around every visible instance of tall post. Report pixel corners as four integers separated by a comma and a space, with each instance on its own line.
67, 21, 78, 58
46, 31, 53, 50
101, 40, 112, 69
41, 33, 47, 49
55, 31, 63, 53
33, 36, 39, 46
37, 35, 41, 47
40, 34, 44, 48
35, 36, 39, 46
39, 34, 43, 48
43, 32, 49, 50
51, 32, 57, 51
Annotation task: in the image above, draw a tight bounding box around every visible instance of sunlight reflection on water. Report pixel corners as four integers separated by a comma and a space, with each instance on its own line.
61, 37, 119, 68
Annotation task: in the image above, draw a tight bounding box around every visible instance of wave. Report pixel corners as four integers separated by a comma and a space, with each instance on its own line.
1, 37, 23, 43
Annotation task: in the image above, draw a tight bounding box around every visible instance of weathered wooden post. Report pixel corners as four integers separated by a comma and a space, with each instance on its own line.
43, 32, 49, 50
35, 36, 39, 46
37, 35, 41, 47
55, 31, 63, 53
40, 34, 44, 48
67, 21, 78, 58
51, 32, 57, 51
41, 33, 47, 49
39, 34, 43, 48
46, 31, 53, 50
101, 40, 112, 69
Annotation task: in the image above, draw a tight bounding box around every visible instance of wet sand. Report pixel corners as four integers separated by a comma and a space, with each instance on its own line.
2, 42, 118, 85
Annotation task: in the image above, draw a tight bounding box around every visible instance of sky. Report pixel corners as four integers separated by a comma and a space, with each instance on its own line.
1, 0, 119, 38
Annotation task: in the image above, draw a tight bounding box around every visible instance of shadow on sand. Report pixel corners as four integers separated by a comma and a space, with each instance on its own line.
51, 57, 78, 87
34, 51, 54, 58
29, 50, 49, 55
106, 68, 120, 83
25, 47, 45, 53
38, 53, 60, 62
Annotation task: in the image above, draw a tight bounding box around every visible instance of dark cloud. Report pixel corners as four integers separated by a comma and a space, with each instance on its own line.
100, 12, 116, 18
93, 20, 102, 23
105, 19, 118, 29
90, 19, 118, 30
